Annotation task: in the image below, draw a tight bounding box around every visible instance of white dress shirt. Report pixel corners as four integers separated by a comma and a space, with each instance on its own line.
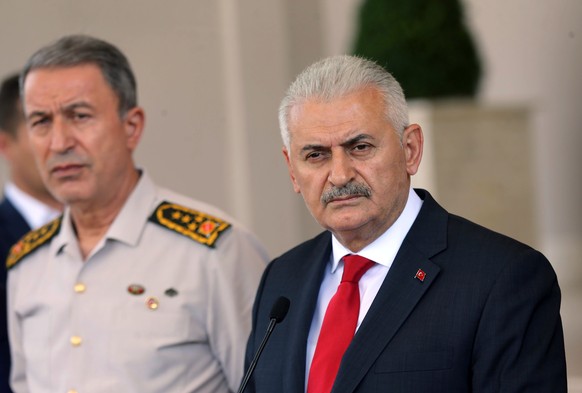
4, 182, 60, 229
305, 188, 423, 387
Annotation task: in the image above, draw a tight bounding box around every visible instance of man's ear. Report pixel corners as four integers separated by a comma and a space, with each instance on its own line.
0, 131, 12, 158
123, 107, 145, 151
282, 146, 301, 194
402, 123, 423, 176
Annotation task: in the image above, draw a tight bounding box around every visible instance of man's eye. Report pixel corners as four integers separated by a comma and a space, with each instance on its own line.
351, 144, 375, 156
31, 117, 49, 127
74, 113, 90, 120
353, 144, 370, 151
306, 151, 323, 160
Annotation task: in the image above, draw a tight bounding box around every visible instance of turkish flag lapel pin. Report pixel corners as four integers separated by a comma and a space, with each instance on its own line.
414, 268, 426, 282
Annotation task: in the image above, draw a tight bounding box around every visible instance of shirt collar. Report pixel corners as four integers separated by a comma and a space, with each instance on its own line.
331, 187, 423, 272
4, 182, 61, 229
51, 170, 158, 257
105, 170, 157, 245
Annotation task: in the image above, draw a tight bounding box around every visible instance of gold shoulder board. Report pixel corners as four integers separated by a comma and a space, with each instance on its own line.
6, 217, 62, 270
148, 201, 231, 248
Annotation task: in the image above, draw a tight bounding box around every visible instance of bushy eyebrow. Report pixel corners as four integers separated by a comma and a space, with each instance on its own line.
300, 143, 326, 154
26, 110, 49, 121
64, 101, 93, 111
343, 134, 373, 147
26, 101, 94, 121
299, 133, 373, 154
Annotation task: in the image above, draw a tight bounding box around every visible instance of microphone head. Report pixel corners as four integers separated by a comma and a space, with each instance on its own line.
269, 296, 290, 323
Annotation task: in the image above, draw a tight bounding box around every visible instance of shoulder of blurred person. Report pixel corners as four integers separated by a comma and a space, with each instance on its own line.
0, 71, 60, 393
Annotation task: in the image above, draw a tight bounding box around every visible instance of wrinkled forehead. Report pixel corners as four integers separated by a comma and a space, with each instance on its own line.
22, 65, 114, 112
289, 88, 386, 134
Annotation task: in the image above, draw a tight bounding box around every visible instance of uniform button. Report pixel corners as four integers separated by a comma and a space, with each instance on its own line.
67, 390, 78, 393
70, 336, 82, 347
74, 283, 86, 293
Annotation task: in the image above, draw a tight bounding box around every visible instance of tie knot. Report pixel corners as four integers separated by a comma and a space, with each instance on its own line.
341, 254, 375, 283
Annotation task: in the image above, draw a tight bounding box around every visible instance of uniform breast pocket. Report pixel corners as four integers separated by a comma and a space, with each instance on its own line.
374, 349, 454, 373
109, 307, 202, 365
20, 310, 52, 372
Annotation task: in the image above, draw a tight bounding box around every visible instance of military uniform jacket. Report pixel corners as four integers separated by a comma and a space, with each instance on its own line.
7, 171, 269, 393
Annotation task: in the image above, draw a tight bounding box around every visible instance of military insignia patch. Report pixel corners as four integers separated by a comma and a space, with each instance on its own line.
6, 216, 62, 270
148, 201, 231, 248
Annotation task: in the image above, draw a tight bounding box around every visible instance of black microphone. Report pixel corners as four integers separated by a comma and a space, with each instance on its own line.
237, 296, 290, 393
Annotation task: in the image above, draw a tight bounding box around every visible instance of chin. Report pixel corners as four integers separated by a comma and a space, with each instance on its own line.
324, 217, 369, 234
52, 188, 91, 205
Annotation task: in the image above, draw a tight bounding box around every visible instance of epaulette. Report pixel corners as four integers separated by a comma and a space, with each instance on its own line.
6, 216, 62, 270
148, 201, 231, 248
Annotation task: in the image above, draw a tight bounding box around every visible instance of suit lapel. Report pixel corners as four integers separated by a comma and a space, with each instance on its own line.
283, 232, 332, 393
332, 190, 448, 393
0, 198, 31, 241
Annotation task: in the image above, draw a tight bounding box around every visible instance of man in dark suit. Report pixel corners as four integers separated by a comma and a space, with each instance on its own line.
244, 55, 567, 392
0, 74, 62, 393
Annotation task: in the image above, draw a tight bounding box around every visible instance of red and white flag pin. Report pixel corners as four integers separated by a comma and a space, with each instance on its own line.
414, 268, 426, 282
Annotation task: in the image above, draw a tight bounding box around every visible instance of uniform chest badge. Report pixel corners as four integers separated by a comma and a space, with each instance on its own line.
128, 284, 145, 295
146, 297, 159, 310
164, 288, 179, 297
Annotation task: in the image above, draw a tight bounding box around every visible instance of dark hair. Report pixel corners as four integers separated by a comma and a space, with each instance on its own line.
0, 73, 22, 136
20, 34, 137, 117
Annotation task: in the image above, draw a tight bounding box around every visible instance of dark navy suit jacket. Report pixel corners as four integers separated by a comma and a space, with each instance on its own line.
0, 197, 30, 393
244, 189, 567, 392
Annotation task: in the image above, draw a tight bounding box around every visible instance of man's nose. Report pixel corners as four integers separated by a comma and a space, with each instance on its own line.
49, 117, 75, 153
327, 151, 355, 188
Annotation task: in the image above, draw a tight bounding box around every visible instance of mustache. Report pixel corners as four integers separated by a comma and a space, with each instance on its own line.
46, 150, 89, 171
321, 182, 372, 205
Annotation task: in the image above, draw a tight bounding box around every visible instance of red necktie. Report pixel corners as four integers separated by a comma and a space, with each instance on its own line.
307, 254, 375, 393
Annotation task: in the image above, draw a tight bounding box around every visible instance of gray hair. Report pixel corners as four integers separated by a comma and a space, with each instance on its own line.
20, 34, 137, 118
279, 55, 409, 150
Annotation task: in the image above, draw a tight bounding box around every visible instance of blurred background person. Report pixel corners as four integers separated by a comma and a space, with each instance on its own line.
0, 73, 62, 393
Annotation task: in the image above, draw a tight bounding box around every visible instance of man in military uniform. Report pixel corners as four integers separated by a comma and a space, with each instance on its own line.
6, 35, 269, 393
